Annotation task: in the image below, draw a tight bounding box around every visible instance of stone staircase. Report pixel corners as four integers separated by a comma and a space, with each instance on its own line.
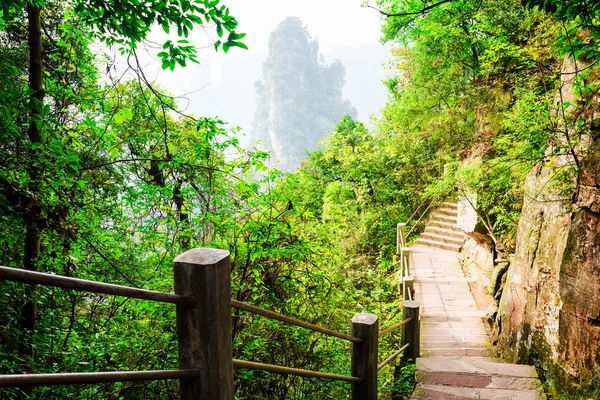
414, 202, 465, 252
409, 248, 546, 400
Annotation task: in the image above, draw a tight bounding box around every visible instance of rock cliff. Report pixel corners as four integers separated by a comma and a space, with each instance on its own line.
459, 63, 600, 385
249, 17, 356, 172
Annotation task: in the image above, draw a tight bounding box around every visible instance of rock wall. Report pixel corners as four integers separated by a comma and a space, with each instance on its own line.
494, 155, 573, 368
459, 59, 600, 382
457, 193, 478, 233
558, 140, 600, 377
460, 232, 494, 294
490, 138, 600, 381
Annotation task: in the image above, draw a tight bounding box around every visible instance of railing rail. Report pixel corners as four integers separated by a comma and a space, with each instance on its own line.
0, 241, 421, 400
378, 343, 410, 371
378, 317, 412, 338
0, 266, 194, 304
233, 359, 361, 383
0, 369, 199, 387
231, 299, 361, 343
406, 196, 438, 238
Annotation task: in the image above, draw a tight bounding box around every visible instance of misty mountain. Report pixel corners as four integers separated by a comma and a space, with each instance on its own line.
247, 17, 357, 171
159, 24, 389, 153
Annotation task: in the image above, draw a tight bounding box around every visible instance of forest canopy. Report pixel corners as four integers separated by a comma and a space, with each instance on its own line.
2, 0, 600, 398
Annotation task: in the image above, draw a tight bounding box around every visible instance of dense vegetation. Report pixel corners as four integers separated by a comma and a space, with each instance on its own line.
1, 0, 600, 398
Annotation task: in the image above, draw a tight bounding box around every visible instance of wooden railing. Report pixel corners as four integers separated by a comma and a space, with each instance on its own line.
0, 247, 420, 400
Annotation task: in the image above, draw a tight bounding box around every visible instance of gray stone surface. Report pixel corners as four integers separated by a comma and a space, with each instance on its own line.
408, 247, 545, 400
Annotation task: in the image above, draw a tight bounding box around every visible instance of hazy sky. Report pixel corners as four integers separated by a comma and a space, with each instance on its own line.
128, 0, 390, 129
220, 0, 385, 54
140, 0, 387, 84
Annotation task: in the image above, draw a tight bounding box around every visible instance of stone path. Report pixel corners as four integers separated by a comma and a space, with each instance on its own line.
408, 247, 546, 400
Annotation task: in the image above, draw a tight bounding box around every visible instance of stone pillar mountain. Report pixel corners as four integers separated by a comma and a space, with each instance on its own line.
249, 17, 357, 172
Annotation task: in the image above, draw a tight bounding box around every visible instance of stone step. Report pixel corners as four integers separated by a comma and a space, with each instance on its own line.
408, 235, 545, 400
416, 357, 539, 378
420, 232, 465, 246
423, 225, 465, 239
429, 219, 458, 230
411, 383, 545, 400
414, 238, 463, 252
417, 372, 542, 391
423, 348, 490, 357
441, 202, 459, 210
422, 342, 489, 350
430, 214, 458, 225
435, 207, 459, 217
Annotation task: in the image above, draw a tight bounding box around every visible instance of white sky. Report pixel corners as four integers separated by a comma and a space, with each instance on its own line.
221, 0, 385, 54
160, 0, 387, 84
125, 0, 390, 127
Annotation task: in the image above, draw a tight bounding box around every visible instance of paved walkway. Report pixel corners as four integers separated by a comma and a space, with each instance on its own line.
408, 247, 546, 400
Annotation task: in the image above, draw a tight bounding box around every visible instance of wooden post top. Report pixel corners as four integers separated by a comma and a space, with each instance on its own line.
404, 300, 420, 309
174, 248, 230, 266
351, 313, 378, 325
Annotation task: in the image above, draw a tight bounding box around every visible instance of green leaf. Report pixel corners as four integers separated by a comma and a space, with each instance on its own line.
113, 111, 124, 124
122, 108, 133, 121
162, 22, 170, 34
228, 32, 246, 40
230, 41, 248, 50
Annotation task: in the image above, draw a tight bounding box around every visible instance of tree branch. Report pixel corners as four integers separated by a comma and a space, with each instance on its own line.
362, 0, 455, 17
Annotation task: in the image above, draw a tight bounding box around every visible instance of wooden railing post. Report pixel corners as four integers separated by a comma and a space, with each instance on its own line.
174, 248, 234, 400
401, 301, 420, 363
403, 276, 414, 300
351, 313, 378, 400
396, 223, 406, 254
401, 247, 411, 276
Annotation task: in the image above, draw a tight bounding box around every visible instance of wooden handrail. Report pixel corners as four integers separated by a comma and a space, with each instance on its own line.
377, 343, 410, 371
233, 359, 360, 383
0, 266, 194, 304
406, 198, 428, 226
0, 369, 199, 387
0, 246, 422, 400
406, 197, 438, 238
378, 317, 412, 338
231, 299, 362, 343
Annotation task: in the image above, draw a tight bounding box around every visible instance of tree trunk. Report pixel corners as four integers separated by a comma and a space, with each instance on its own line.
18, 3, 44, 395
27, 2, 43, 143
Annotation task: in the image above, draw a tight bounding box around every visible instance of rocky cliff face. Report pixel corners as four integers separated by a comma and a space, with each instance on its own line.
462, 138, 600, 383
459, 62, 600, 383
558, 139, 600, 377
494, 153, 573, 368
249, 17, 356, 172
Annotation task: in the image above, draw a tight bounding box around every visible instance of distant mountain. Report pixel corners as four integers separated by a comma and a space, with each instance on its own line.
158, 26, 389, 153
248, 17, 357, 172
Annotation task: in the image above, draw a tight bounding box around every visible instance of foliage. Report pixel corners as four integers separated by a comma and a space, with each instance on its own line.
372, 0, 572, 246
391, 363, 416, 399
0, 7, 407, 397
3, 0, 600, 398
1, 0, 246, 70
